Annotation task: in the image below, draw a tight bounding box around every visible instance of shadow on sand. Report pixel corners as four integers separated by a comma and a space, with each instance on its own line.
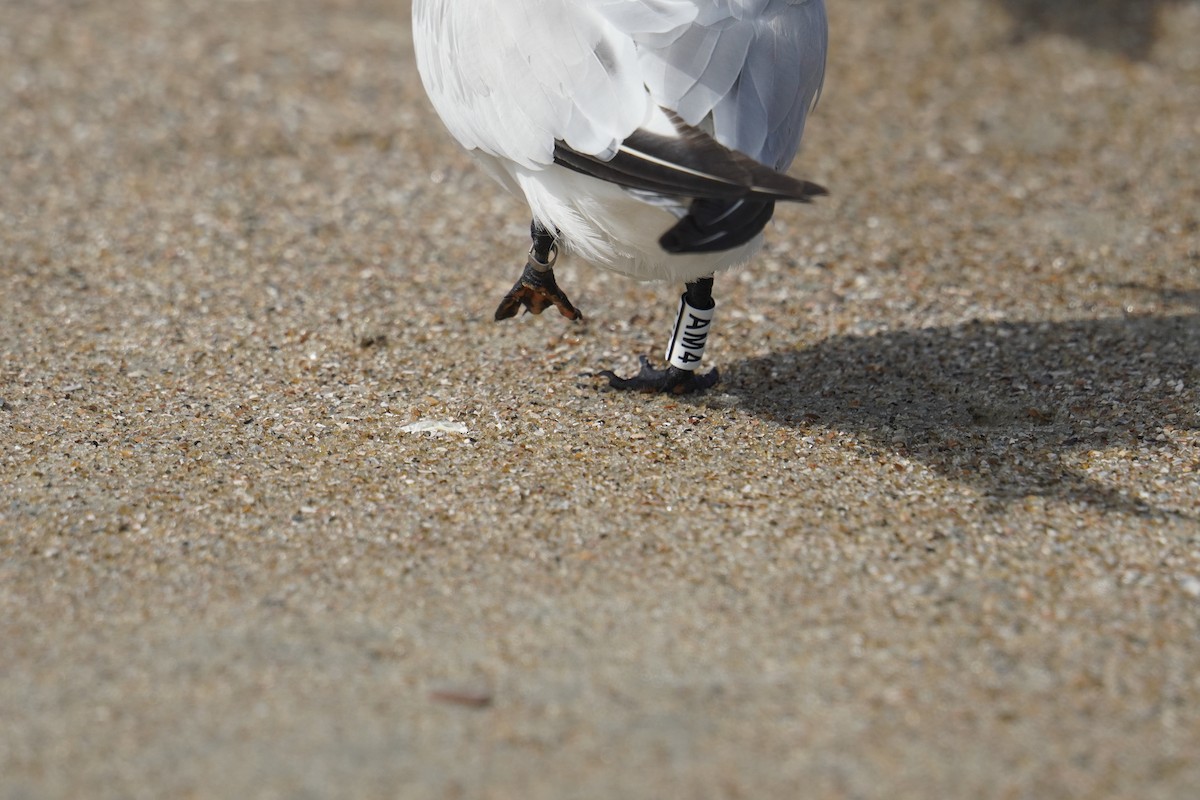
717, 311, 1199, 516
996, 0, 1186, 60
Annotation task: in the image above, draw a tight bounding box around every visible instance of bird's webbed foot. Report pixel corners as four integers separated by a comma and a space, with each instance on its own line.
600, 356, 720, 395
494, 222, 582, 321
494, 260, 582, 321
600, 276, 719, 395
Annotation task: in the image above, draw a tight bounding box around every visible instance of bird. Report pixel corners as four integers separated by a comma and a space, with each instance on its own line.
412, 0, 828, 394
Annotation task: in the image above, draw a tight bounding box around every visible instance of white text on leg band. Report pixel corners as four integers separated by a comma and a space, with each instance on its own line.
665, 295, 715, 371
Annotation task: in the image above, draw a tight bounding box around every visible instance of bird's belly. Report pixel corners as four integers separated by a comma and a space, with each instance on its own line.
478, 155, 763, 283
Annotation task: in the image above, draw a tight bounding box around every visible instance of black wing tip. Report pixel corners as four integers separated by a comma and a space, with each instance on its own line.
741, 162, 829, 201
554, 108, 830, 205
793, 179, 829, 202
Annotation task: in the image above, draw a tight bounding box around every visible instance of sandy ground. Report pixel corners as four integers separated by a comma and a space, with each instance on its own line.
2, 1, 1199, 797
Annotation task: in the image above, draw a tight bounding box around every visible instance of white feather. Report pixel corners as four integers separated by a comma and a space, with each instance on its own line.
412, 0, 828, 280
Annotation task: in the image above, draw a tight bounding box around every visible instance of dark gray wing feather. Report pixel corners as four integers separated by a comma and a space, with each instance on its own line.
552, 111, 826, 203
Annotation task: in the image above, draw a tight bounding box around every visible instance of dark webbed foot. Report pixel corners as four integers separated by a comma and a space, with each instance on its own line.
600, 275, 720, 395
494, 259, 582, 321
495, 221, 582, 322
600, 356, 719, 395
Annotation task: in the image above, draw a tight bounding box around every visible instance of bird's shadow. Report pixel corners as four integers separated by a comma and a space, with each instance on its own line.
715, 312, 1199, 517
996, 0, 1185, 60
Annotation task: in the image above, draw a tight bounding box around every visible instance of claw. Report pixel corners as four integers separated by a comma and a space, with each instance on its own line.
494, 259, 582, 321
599, 355, 719, 395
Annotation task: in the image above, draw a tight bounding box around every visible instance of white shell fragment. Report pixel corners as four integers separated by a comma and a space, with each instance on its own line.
400, 420, 470, 436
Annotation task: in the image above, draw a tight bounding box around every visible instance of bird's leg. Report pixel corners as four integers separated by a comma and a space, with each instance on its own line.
494, 221, 582, 321
601, 276, 720, 395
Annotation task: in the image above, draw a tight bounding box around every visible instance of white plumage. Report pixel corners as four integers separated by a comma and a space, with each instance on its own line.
412, 0, 828, 282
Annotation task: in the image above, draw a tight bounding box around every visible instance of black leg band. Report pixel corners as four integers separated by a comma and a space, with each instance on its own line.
684, 276, 715, 310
